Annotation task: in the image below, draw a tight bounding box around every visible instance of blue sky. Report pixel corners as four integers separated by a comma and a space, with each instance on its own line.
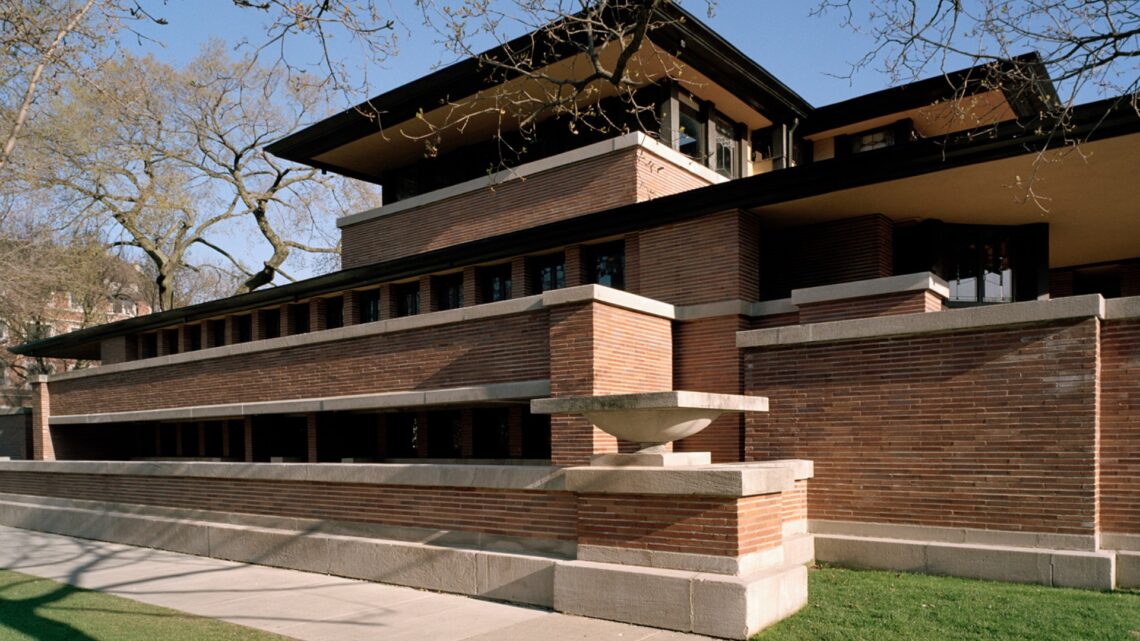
127, 2, 912, 111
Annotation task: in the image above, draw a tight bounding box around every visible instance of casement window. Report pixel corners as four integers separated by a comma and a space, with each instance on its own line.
207, 319, 226, 347
325, 296, 345, 328
473, 408, 511, 459
586, 241, 626, 290
433, 273, 464, 311
393, 282, 420, 317
234, 315, 253, 343
357, 289, 381, 322
139, 333, 158, 358
290, 303, 310, 334
837, 119, 915, 156
478, 263, 512, 303
945, 229, 1014, 304
427, 411, 463, 458
260, 310, 281, 339
185, 325, 202, 351
662, 89, 745, 178
529, 253, 566, 293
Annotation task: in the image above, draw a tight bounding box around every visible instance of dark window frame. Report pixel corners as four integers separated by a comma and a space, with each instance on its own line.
528, 253, 566, 294
393, 282, 421, 317
478, 263, 513, 303
585, 241, 626, 290
432, 273, 464, 311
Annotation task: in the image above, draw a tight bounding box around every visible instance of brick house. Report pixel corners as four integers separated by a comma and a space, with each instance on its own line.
2, 5, 1139, 637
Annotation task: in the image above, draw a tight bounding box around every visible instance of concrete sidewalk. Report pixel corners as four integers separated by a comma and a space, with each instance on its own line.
0, 525, 713, 641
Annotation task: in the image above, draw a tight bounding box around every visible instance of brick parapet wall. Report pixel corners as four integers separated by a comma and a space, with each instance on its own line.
0, 470, 577, 542
797, 290, 942, 324
341, 145, 713, 269
1100, 317, 1140, 536
744, 319, 1100, 537
50, 312, 550, 416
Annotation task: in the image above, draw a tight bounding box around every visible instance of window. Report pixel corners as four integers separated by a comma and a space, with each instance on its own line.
586, 241, 626, 290
478, 264, 513, 303
260, 310, 281, 339
234, 315, 253, 343
325, 296, 344, 329
945, 229, 1014, 304
208, 319, 226, 347
841, 120, 914, 156
186, 325, 202, 351
163, 329, 180, 354
853, 129, 894, 152
433, 274, 464, 311
529, 253, 565, 293
112, 298, 137, 316
677, 101, 705, 161
357, 289, 381, 323
139, 333, 158, 359
473, 408, 510, 459
713, 117, 737, 178
393, 282, 420, 317
386, 413, 419, 458
290, 303, 311, 334
427, 411, 463, 458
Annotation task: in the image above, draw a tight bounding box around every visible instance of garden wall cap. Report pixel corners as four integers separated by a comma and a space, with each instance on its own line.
530, 391, 769, 414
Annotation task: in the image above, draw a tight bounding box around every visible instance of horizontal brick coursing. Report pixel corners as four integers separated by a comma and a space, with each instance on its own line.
638, 211, 760, 305
342, 148, 711, 269
1100, 318, 1140, 535
797, 290, 941, 324
52, 313, 550, 416
673, 316, 748, 462
745, 320, 1100, 536
577, 492, 783, 557
0, 470, 577, 542
760, 214, 893, 299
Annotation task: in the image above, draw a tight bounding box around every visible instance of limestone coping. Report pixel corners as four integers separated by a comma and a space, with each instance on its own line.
563, 460, 813, 497
737, 294, 1107, 348
1106, 295, 1140, 319
49, 380, 550, 425
0, 458, 813, 497
337, 132, 725, 228
0, 459, 568, 491
790, 272, 950, 306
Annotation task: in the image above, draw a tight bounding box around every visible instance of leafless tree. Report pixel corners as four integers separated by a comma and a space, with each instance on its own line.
813, 0, 1138, 113
21, 46, 375, 310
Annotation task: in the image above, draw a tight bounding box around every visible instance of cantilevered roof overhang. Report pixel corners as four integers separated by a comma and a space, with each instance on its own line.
15, 97, 1140, 360
264, 3, 812, 183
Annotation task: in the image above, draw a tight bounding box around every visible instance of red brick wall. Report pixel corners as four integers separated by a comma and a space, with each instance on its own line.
673, 316, 748, 462
1101, 317, 1140, 536
635, 148, 712, 201
638, 211, 760, 305
0, 470, 576, 542
797, 290, 942, 324
548, 302, 673, 465
51, 313, 550, 416
577, 492, 783, 557
760, 214, 893, 299
342, 147, 712, 269
745, 320, 1100, 536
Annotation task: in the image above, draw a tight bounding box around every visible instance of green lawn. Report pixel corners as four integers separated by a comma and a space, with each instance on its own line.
0, 569, 291, 641
758, 566, 1140, 641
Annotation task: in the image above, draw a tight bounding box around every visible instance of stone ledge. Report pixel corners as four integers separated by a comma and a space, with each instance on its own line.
1102, 532, 1140, 552
1117, 552, 1140, 588
791, 272, 950, 306
49, 379, 550, 425
0, 460, 567, 491
810, 519, 1098, 552
737, 294, 1106, 348
1105, 295, 1140, 319
815, 533, 1115, 590
563, 460, 810, 497
540, 284, 676, 319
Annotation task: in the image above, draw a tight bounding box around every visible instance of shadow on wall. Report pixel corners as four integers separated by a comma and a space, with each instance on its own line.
0, 410, 30, 460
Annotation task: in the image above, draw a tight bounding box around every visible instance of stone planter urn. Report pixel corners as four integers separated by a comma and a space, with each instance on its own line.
531, 391, 768, 466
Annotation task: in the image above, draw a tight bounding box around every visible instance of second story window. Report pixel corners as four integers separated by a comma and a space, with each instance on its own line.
587, 241, 625, 290
358, 289, 381, 323
208, 319, 226, 347
325, 296, 344, 329
290, 303, 311, 334
433, 274, 464, 311
394, 282, 420, 317
186, 325, 202, 351
530, 253, 565, 293
478, 264, 512, 303
139, 333, 158, 359
234, 315, 253, 343
261, 310, 281, 339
